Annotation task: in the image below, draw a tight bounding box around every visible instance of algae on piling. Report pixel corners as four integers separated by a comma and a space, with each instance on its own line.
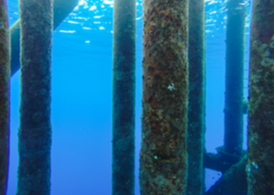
0, 0, 10, 194
17, 0, 53, 194
247, 0, 274, 193
139, 0, 189, 194
187, 0, 205, 193
112, 0, 136, 194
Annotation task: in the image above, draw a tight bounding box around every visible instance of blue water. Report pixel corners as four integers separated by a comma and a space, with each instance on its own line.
7, 0, 251, 194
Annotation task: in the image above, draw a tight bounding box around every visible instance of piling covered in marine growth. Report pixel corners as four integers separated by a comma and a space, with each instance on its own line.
224, 0, 246, 156
17, 0, 53, 194
10, 0, 78, 77
0, 0, 10, 194
247, 0, 274, 193
187, 0, 205, 193
112, 0, 136, 194
139, 0, 189, 194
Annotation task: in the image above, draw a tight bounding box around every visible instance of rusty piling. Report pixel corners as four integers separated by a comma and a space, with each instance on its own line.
139, 0, 189, 194
247, 0, 274, 193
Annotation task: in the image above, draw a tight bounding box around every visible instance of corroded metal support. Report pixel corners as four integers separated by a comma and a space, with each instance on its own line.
112, 0, 136, 194
187, 0, 205, 193
224, 0, 246, 156
10, 0, 78, 77
247, 0, 274, 193
139, 0, 189, 194
0, 0, 10, 194
17, 0, 53, 194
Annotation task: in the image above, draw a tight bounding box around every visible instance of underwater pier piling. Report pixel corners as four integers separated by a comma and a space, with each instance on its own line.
224, 0, 246, 156
139, 0, 188, 194
9, 0, 78, 77
17, 0, 53, 194
112, 0, 136, 194
247, 0, 274, 193
187, 0, 205, 193
0, 0, 10, 194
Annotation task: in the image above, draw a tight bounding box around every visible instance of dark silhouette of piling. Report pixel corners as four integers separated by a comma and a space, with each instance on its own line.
187, 0, 205, 194
0, 0, 10, 194
10, 0, 78, 77
247, 0, 274, 193
205, 157, 247, 195
17, 0, 53, 194
139, 0, 189, 194
112, 0, 136, 194
224, 0, 246, 156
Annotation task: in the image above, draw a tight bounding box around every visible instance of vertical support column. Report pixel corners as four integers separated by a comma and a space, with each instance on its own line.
0, 0, 10, 194
112, 0, 136, 194
17, 0, 53, 194
10, 0, 79, 77
139, 0, 188, 194
247, 0, 274, 193
224, 0, 246, 155
187, 0, 205, 193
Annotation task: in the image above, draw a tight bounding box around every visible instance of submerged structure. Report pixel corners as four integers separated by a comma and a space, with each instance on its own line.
17, 0, 53, 194
0, 0, 10, 194
247, 0, 274, 193
0, 0, 78, 195
112, 0, 136, 194
10, 0, 78, 76
0, 0, 273, 194
224, 0, 246, 156
187, 0, 205, 193
139, 0, 189, 194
